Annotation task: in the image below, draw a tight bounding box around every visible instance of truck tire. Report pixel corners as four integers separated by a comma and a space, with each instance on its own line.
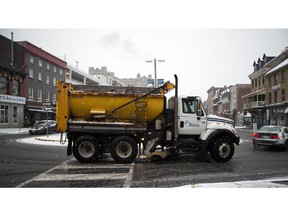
110, 136, 138, 163
210, 136, 234, 162
73, 135, 101, 163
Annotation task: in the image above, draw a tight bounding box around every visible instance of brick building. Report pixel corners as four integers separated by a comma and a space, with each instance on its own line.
17, 41, 67, 126
0, 34, 26, 128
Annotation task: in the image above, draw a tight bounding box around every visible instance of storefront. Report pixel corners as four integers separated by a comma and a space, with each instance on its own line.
267, 104, 288, 126
0, 94, 26, 128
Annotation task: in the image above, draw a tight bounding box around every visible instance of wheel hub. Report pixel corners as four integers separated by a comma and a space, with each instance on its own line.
218, 142, 230, 158
79, 142, 95, 158
116, 142, 132, 158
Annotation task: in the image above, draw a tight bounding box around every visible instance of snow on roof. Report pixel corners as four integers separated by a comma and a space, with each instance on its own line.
265, 58, 288, 76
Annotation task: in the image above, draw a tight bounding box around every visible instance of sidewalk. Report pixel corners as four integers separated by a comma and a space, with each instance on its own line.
0, 127, 67, 146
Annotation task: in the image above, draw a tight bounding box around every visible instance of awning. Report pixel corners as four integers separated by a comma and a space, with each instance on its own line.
28, 108, 54, 113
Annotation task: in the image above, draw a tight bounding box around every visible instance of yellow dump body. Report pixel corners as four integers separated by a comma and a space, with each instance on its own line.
69, 91, 165, 120
56, 81, 175, 132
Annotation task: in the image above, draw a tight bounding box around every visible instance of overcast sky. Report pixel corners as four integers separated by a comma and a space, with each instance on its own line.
1, 29, 288, 99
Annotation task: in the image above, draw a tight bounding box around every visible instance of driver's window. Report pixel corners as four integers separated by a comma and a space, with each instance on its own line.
182, 98, 196, 114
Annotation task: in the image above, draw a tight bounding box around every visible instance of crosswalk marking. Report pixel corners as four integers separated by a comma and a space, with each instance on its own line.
17, 158, 135, 188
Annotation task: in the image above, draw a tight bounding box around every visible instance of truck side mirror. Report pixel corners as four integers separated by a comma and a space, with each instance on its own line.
196, 110, 202, 116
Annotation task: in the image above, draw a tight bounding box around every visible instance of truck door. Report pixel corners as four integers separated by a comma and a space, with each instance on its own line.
178, 97, 207, 135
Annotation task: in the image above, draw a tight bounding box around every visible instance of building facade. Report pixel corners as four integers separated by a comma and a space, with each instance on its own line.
207, 84, 251, 126
17, 41, 67, 126
89, 66, 125, 86
243, 48, 288, 129
0, 34, 26, 128
66, 64, 99, 85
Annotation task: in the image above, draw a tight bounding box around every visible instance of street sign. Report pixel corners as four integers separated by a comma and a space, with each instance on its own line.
42, 102, 52, 106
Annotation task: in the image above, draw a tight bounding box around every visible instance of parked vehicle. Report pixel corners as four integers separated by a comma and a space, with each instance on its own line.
253, 125, 288, 151
56, 75, 240, 163
29, 120, 57, 135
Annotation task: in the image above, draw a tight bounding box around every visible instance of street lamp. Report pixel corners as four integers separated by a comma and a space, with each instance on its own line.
145, 58, 165, 88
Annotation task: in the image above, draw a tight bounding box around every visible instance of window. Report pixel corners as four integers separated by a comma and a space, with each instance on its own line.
0, 105, 9, 123
268, 93, 272, 104
29, 87, 34, 100
12, 80, 20, 96
60, 69, 63, 75
251, 79, 254, 89
47, 63, 50, 70
281, 89, 286, 102
274, 74, 278, 85
12, 106, 17, 123
255, 79, 257, 87
53, 77, 56, 86
46, 75, 50, 85
38, 89, 42, 102
38, 72, 42, 81
274, 90, 278, 103
30, 56, 34, 64
0, 77, 8, 94
53, 93, 56, 103
54, 66, 57, 73
258, 76, 261, 86
182, 98, 197, 114
46, 91, 50, 102
29, 68, 34, 78
269, 76, 272, 87
262, 75, 265, 85
282, 71, 286, 83
38, 59, 42, 67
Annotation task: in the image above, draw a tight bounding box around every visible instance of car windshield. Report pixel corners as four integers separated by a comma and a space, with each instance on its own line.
258, 126, 282, 133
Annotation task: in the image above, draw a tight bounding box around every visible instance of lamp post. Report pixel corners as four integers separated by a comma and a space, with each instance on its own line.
145, 58, 165, 87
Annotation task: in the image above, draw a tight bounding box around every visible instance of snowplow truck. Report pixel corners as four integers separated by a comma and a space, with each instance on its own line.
56, 74, 239, 163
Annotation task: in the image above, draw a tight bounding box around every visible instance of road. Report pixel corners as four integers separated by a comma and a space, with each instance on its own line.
1, 129, 288, 187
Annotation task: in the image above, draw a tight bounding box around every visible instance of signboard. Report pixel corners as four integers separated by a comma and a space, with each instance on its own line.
42, 102, 52, 106
0, 94, 26, 104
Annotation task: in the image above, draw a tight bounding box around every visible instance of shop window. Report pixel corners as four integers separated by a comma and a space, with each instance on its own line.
12, 80, 20, 96
0, 105, 9, 123
0, 77, 8, 94
13, 106, 17, 123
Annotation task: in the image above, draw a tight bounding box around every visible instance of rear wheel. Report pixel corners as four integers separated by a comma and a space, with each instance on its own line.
210, 136, 235, 162
110, 136, 138, 163
73, 135, 101, 163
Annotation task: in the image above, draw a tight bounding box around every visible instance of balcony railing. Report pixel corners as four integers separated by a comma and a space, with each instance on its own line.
243, 101, 266, 109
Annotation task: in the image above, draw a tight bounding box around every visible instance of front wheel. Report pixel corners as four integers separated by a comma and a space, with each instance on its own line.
110, 136, 138, 163
210, 136, 235, 162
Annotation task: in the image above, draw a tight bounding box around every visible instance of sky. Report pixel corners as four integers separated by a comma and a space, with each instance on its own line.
1, 29, 288, 100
